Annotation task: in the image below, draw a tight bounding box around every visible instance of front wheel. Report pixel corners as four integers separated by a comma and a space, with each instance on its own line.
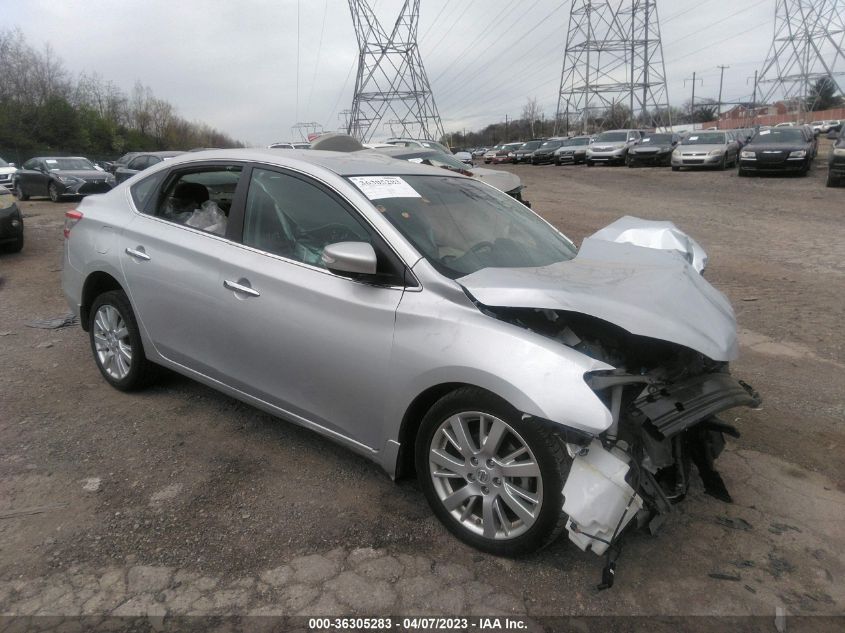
89, 290, 157, 391
48, 182, 62, 203
416, 387, 569, 556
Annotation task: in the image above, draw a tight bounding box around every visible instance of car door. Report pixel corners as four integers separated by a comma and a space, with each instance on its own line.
216, 165, 408, 449
119, 163, 246, 379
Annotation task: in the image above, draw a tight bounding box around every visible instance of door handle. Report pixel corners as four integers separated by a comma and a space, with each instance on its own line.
125, 247, 150, 261
223, 279, 260, 297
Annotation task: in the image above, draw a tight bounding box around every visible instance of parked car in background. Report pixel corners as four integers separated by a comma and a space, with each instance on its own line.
114, 151, 185, 184
0, 186, 24, 253
827, 133, 845, 187
775, 122, 797, 128
627, 133, 680, 167
531, 139, 565, 164
553, 136, 591, 165
14, 157, 115, 202
586, 129, 642, 166
826, 120, 842, 132
368, 146, 529, 205
737, 127, 816, 176
483, 145, 505, 163
108, 152, 142, 175
62, 147, 758, 560
513, 139, 545, 164
472, 147, 489, 157
453, 150, 473, 166
385, 138, 452, 155
671, 131, 739, 171
494, 142, 524, 165
0, 157, 17, 190
268, 142, 312, 150
810, 120, 830, 134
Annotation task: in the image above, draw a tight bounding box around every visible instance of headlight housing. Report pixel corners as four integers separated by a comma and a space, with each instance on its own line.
834, 148, 845, 157
672, 148, 681, 156
56, 175, 80, 184
788, 150, 807, 158
708, 149, 723, 156
740, 150, 756, 159
508, 152, 515, 157
106, 175, 116, 184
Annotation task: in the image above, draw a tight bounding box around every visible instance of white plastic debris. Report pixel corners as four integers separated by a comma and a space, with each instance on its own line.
562, 440, 643, 555
82, 477, 102, 492
185, 200, 227, 235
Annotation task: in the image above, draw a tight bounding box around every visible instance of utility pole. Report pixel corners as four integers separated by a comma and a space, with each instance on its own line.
747, 70, 759, 126
717, 65, 730, 118
684, 72, 703, 123
505, 114, 509, 141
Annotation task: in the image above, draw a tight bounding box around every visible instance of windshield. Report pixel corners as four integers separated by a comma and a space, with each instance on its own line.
347, 175, 576, 279
539, 140, 562, 149
751, 128, 805, 144
419, 141, 451, 154
562, 138, 589, 146
519, 141, 543, 151
595, 132, 628, 142
682, 133, 726, 145
46, 158, 95, 171
640, 134, 674, 145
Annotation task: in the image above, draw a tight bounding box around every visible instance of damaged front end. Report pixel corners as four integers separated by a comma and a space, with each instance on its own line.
483, 305, 761, 583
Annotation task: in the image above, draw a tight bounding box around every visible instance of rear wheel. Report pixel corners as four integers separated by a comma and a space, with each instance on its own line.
416, 387, 569, 556
88, 290, 157, 391
15, 184, 29, 201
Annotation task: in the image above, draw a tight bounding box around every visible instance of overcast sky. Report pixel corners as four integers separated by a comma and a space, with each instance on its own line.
4, 0, 778, 144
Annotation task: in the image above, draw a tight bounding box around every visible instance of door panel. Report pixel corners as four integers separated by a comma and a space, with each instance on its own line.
119, 214, 229, 379
217, 246, 403, 448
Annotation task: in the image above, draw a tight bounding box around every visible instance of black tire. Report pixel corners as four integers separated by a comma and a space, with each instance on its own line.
717, 155, 727, 171
738, 167, 748, 177
15, 183, 29, 201
48, 182, 62, 203
415, 387, 570, 556
586, 160, 594, 167
672, 166, 680, 172
826, 171, 838, 187
88, 290, 157, 391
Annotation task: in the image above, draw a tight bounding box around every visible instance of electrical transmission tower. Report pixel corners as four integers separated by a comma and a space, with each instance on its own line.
554, 0, 671, 134
347, 0, 444, 142
756, 0, 845, 113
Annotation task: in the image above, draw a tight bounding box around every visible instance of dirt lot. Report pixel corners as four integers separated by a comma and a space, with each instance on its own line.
1, 146, 843, 628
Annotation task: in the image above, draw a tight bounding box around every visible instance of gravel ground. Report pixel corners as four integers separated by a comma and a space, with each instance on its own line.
0, 145, 843, 627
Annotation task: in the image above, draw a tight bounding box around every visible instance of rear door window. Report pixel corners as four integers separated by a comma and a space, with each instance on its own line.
152, 166, 243, 237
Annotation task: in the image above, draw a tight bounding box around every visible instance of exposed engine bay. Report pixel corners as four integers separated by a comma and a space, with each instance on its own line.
483, 305, 761, 587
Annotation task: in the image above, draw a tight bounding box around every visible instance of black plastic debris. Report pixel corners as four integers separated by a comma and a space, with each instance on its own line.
26, 314, 79, 329
708, 572, 741, 581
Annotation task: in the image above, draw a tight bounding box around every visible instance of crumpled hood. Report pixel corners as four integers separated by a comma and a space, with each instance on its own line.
458, 238, 738, 362
468, 167, 521, 194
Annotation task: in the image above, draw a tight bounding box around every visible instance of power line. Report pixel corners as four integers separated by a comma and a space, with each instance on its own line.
305, 0, 329, 117
419, 1, 451, 44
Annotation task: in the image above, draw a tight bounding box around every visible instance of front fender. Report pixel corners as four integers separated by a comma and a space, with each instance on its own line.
385, 283, 614, 444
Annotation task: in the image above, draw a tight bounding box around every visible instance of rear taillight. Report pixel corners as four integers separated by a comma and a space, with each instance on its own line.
64, 210, 83, 238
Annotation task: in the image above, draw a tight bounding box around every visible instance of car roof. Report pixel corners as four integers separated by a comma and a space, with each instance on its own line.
141, 151, 185, 158
159, 148, 464, 178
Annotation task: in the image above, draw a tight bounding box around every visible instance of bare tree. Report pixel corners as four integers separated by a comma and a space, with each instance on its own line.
522, 97, 541, 137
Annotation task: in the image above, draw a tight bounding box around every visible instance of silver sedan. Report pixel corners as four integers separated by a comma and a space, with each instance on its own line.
671, 131, 740, 170
62, 149, 759, 559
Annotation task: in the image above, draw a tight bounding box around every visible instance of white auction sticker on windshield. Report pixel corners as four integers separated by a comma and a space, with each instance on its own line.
688, 136, 699, 141
45, 159, 58, 164
760, 130, 771, 135
349, 176, 421, 200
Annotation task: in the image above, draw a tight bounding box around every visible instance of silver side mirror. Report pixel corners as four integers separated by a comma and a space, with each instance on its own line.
321, 242, 378, 275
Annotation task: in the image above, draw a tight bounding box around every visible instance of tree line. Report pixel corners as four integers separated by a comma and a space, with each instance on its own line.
0, 28, 244, 164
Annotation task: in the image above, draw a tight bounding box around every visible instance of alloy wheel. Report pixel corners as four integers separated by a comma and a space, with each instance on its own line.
92, 304, 133, 380
428, 411, 543, 540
